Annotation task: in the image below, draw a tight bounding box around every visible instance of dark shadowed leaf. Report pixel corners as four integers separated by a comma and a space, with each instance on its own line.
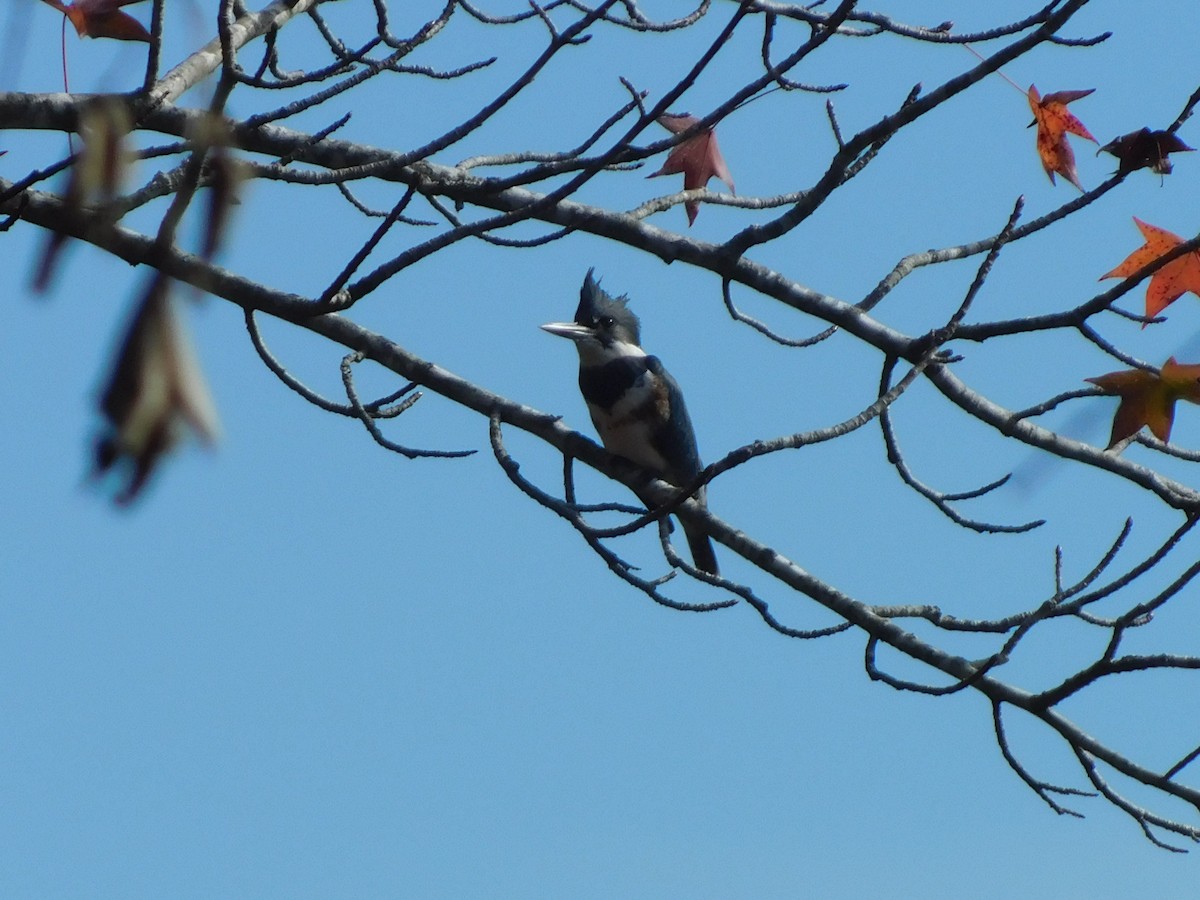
1100, 128, 1194, 175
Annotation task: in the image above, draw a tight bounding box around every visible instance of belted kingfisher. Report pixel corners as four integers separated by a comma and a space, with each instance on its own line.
541, 270, 719, 575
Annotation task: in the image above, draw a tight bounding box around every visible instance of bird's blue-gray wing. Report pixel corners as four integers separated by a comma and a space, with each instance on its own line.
644, 355, 704, 485
644, 356, 717, 574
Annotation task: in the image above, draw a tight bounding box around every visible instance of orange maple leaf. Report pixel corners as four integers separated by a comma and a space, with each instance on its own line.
39, 0, 151, 42
647, 113, 736, 226
1028, 85, 1095, 190
1086, 357, 1200, 447
1100, 218, 1200, 321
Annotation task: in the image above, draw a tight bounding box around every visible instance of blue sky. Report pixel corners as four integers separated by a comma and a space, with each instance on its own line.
5, 1, 1200, 896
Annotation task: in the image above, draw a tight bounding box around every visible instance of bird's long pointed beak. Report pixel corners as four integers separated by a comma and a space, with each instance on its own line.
540, 322, 594, 342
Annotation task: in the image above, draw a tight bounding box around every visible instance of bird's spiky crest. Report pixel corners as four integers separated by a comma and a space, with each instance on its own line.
576, 268, 641, 344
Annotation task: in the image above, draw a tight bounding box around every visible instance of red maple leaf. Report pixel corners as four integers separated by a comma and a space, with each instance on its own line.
39, 0, 151, 42
1100, 218, 1200, 322
1028, 85, 1095, 190
647, 113, 735, 226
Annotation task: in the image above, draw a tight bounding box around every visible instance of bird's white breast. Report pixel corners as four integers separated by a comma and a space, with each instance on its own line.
588, 368, 670, 473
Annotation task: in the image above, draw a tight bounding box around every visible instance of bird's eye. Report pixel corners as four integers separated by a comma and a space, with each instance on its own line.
599, 315, 615, 328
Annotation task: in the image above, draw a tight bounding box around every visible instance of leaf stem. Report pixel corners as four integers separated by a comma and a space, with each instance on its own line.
964, 42, 1026, 95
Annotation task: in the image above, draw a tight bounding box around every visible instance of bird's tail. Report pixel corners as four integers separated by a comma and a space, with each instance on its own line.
682, 521, 719, 576
638, 486, 720, 576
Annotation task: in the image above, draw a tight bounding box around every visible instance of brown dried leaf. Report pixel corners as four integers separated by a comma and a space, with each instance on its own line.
95, 279, 220, 504
1086, 357, 1200, 447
